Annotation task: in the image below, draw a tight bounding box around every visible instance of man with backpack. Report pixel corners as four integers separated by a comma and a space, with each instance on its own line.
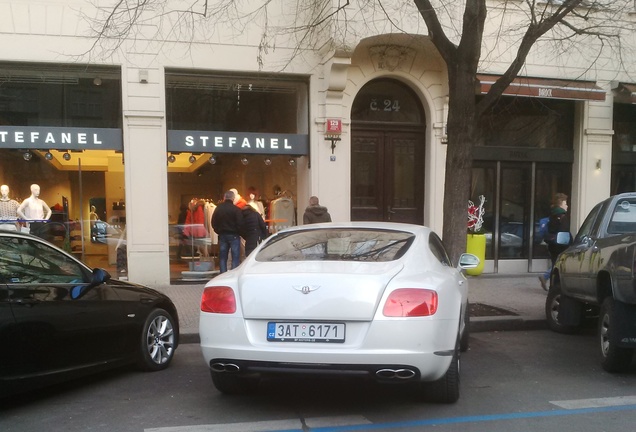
538, 192, 570, 291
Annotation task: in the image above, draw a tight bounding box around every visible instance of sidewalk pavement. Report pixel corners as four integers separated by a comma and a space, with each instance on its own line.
154, 273, 548, 345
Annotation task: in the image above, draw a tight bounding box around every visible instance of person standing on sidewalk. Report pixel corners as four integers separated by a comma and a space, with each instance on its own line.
212, 190, 244, 273
539, 192, 570, 291
303, 196, 332, 224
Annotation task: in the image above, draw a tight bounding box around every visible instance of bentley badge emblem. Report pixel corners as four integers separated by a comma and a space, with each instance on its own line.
293, 285, 320, 294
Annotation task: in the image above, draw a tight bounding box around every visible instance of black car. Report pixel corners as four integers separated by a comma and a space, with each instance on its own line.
0, 230, 179, 397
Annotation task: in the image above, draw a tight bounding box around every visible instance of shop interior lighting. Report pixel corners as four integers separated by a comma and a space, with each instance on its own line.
241, 157, 249, 165
44, 151, 54, 160
62, 151, 72, 161
189, 154, 197, 164
264, 157, 272, 166
23, 150, 33, 161
288, 158, 296, 166
208, 155, 217, 165
168, 154, 176, 163
93, 77, 103, 86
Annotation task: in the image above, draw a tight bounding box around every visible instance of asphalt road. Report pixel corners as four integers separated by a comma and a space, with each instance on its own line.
2, 329, 636, 432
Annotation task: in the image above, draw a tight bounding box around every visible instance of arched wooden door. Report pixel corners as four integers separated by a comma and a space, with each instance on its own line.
351, 79, 426, 224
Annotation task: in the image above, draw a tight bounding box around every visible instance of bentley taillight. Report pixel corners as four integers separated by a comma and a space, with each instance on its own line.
201, 286, 236, 314
383, 289, 438, 317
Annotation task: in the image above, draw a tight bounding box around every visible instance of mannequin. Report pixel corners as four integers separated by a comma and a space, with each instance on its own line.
0, 184, 20, 231
17, 184, 52, 238
89, 205, 99, 225
89, 205, 100, 241
246, 186, 265, 218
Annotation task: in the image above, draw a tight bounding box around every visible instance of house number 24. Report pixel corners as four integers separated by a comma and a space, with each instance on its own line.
370, 98, 401, 112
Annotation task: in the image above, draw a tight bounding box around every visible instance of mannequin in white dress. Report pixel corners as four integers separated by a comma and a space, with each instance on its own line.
0, 184, 20, 231
17, 184, 52, 237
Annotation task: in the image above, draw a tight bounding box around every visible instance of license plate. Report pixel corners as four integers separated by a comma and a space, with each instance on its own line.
267, 322, 345, 343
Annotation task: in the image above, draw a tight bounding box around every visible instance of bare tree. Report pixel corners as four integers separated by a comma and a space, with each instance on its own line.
85, 0, 635, 261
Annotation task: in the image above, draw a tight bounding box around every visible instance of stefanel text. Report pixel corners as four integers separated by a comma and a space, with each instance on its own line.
0, 131, 103, 145
184, 135, 293, 150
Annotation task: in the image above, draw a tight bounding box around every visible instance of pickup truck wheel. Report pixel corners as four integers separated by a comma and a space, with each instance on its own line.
545, 278, 582, 334
599, 297, 633, 373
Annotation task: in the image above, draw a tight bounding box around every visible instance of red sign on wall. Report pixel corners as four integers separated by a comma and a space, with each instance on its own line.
325, 118, 342, 134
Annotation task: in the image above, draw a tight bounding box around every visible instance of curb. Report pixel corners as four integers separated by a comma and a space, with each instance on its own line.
471, 316, 547, 332
179, 332, 200, 345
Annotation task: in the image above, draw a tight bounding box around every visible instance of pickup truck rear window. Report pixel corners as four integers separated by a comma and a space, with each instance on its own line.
607, 199, 636, 234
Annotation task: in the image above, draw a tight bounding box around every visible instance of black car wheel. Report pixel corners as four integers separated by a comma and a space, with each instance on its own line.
545, 276, 582, 334
423, 339, 460, 404
137, 308, 177, 371
460, 305, 470, 353
599, 297, 633, 373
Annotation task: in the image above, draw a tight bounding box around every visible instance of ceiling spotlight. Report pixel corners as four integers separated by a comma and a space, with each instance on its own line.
63, 152, 71, 161
168, 154, 176, 163
208, 155, 217, 165
93, 77, 103, 86
288, 158, 296, 166
23, 150, 33, 161
44, 151, 53, 160
241, 157, 249, 165
189, 154, 197, 164
264, 158, 272, 166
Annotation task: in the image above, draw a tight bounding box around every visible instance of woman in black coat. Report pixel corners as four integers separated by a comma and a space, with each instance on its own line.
240, 205, 269, 256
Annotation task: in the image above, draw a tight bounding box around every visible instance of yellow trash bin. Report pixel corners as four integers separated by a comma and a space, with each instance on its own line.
466, 234, 486, 276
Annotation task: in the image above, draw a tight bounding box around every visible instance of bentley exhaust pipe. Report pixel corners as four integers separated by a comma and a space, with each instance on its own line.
375, 368, 417, 380
211, 362, 241, 373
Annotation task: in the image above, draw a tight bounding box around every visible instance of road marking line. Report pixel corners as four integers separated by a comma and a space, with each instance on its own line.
273, 405, 636, 431
146, 399, 636, 432
550, 395, 636, 409
145, 415, 371, 432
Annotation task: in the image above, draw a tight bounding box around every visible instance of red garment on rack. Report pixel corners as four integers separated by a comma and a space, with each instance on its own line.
183, 201, 207, 238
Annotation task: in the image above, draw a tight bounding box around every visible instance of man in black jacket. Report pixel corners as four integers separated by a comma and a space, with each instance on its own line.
239, 203, 269, 257
212, 190, 243, 273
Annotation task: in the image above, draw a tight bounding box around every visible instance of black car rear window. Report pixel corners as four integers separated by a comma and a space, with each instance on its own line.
255, 228, 415, 262
607, 198, 636, 234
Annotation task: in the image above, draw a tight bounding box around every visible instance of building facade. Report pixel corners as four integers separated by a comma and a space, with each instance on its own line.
0, 1, 635, 284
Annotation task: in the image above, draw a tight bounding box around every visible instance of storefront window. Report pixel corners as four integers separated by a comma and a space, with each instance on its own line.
611, 103, 636, 194
166, 72, 307, 133
165, 71, 309, 282
0, 63, 123, 276
477, 97, 575, 149
471, 95, 575, 272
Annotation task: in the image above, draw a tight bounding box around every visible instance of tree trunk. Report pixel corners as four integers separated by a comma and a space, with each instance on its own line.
442, 67, 478, 264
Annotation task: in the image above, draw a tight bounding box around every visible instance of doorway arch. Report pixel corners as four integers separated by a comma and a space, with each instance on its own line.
350, 78, 426, 224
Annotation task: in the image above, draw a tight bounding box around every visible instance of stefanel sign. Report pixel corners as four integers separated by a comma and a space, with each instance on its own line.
0, 126, 123, 150
168, 130, 309, 155
0, 126, 309, 156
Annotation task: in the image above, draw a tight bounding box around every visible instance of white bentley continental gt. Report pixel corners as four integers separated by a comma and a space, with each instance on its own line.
199, 222, 479, 403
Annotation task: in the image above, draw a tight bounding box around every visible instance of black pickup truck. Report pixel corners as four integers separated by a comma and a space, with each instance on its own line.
546, 192, 636, 372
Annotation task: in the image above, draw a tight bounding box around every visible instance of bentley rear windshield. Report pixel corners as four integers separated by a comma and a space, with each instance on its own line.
256, 228, 415, 262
